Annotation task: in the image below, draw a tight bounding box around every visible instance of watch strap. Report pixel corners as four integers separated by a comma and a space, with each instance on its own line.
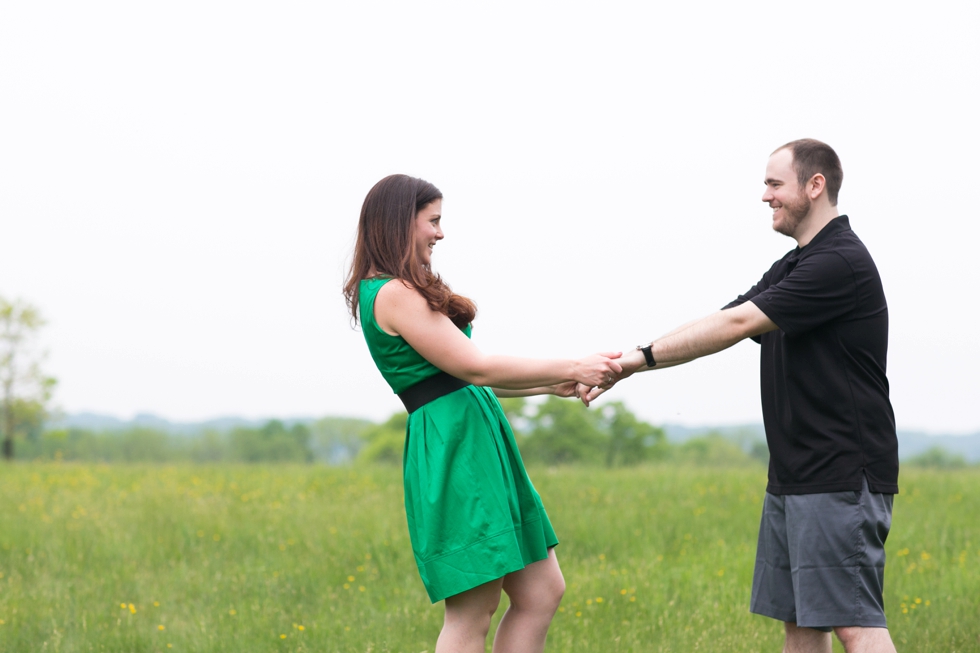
637, 343, 656, 368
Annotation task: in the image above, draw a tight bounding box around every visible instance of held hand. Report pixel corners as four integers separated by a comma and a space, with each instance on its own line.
574, 351, 623, 389
575, 382, 596, 407
585, 384, 610, 404
552, 381, 581, 399
584, 347, 653, 402
576, 348, 651, 405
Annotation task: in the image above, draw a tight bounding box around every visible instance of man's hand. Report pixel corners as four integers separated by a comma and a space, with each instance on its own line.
576, 348, 646, 404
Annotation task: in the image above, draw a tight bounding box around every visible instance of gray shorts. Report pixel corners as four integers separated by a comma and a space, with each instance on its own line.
750, 477, 893, 630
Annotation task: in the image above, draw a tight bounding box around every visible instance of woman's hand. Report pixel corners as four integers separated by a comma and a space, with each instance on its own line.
572, 351, 623, 389
551, 381, 581, 398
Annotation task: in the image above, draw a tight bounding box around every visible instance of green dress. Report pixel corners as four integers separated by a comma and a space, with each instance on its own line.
359, 277, 558, 603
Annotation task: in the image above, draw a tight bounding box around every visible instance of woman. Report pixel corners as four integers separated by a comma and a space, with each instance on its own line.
343, 174, 621, 653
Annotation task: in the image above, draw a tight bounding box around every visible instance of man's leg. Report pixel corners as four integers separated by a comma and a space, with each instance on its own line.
834, 626, 897, 653
784, 479, 894, 634
784, 622, 831, 653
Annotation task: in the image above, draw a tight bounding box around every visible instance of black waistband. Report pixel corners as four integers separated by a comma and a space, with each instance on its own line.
398, 372, 471, 413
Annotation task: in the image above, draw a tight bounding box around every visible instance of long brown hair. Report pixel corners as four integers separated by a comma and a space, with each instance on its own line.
343, 174, 477, 328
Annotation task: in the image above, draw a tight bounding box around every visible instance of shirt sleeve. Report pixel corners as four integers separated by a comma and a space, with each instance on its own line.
723, 281, 764, 310
723, 263, 776, 311
722, 271, 772, 344
749, 251, 857, 337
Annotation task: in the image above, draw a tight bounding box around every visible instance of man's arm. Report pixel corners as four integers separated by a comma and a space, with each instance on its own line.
583, 302, 778, 403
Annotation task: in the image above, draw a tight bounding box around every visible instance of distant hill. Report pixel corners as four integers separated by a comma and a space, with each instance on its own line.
662, 423, 980, 462
48, 412, 317, 436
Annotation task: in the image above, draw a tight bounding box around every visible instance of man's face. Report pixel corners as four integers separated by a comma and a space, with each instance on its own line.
762, 148, 810, 239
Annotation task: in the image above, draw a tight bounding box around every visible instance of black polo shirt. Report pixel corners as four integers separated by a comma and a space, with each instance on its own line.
724, 216, 898, 495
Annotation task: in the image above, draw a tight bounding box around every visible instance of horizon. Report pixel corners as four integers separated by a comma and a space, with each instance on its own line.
48, 408, 980, 439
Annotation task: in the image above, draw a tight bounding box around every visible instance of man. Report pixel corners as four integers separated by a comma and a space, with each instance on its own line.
592, 139, 899, 653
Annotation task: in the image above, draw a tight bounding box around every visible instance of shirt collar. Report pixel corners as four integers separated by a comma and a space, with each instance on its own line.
800, 215, 850, 252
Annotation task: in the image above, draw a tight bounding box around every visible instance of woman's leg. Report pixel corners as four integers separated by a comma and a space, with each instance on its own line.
436, 578, 505, 653
492, 548, 565, 653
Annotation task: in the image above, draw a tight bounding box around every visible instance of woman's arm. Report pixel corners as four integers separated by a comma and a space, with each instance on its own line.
375, 281, 621, 390
492, 381, 580, 399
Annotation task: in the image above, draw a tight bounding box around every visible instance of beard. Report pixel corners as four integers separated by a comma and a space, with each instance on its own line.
773, 191, 811, 238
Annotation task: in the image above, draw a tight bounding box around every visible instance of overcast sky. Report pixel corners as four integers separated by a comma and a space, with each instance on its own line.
2, 2, 978, 434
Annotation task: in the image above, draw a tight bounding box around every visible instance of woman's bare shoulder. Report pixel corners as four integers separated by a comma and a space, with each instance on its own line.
375, 278, 429, 312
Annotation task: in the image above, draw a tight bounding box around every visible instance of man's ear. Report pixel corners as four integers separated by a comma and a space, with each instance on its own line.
807, 173, 827, 200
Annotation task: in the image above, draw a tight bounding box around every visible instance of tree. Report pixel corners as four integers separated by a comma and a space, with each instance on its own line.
309, 416, 373, 464
357, 412, 408, 465
1, 297, 57, 460
906, 446, 969, 469
600, 401, 668, 467
519, 396, 607, 465
228, 420, 314, 463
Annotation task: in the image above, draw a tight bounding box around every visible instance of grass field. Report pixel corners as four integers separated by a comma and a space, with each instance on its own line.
1, 464, 978, 652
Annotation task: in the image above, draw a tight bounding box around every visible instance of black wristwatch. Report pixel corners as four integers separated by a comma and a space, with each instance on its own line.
636, 343, 656, 368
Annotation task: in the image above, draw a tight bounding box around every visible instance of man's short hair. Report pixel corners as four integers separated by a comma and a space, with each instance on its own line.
775, 139, 843, 206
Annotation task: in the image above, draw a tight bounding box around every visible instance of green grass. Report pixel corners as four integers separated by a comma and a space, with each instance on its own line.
1, 464, 978, 652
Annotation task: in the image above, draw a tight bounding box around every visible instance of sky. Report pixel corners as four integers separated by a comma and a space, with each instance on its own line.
2, 1, 978, 434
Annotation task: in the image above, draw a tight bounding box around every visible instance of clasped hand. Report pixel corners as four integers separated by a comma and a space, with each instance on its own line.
551, 351, 629, 407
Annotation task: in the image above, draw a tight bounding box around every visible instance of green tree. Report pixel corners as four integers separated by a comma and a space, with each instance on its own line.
600, 401, 668, 467
1, 297, 57, 460
310, 416, 373, 464
228, 420, 313, 463
496, 397, 528, 428
519, 396, 606, 465
357, 412, 408, 465
673, 432, 757, 466
906, 446, 969, 469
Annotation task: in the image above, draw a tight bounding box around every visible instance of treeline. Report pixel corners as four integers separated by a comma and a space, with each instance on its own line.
358, 397, 769, 468
15, 418, 370, 465
16, 399, 766, 467
13, 400, 977, 469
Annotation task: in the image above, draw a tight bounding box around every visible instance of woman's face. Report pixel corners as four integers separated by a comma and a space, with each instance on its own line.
414, 199, 443, 266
